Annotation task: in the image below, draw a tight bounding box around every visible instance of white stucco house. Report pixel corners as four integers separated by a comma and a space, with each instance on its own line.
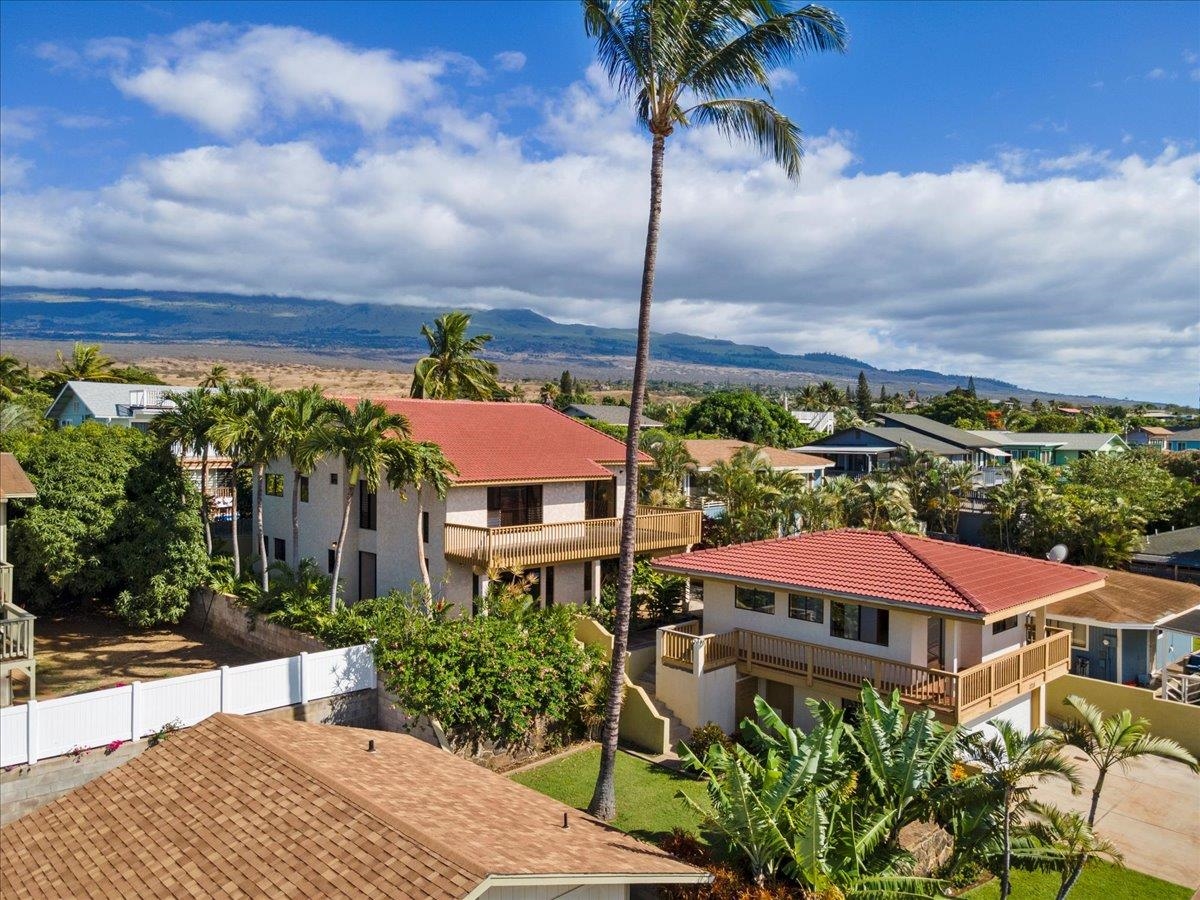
261, 398, 702, 610
649, 529, 1104, 735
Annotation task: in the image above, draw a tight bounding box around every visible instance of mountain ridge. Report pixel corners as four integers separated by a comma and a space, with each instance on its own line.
0, 285, 1142, 403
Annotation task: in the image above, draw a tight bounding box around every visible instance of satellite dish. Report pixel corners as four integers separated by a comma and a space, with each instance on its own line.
1046, 544, 1068, 563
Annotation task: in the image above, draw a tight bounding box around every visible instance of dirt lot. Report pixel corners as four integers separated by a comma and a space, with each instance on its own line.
26, 611, 267, 699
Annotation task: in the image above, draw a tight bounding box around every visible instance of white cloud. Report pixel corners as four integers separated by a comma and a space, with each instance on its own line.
1183, 50, 1198, 65
767, 67, 800, 89
493, 51, 526, 73
103, 24, 453, 137
0, 154, 33, 188
0, 107, 42, 143
1145, 67, 1174, 80
1, 72, 1196, 403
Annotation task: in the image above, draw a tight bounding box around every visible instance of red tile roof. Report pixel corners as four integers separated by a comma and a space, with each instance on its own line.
1, 715, 705, 899
338, 398, 650, 484
653, 529, 1104, 616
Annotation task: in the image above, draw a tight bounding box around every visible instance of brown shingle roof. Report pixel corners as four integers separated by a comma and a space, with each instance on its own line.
683, 438, 832, 471
0, 453, 36, 500
1048, 567, 1200, 627
0, 715, 704, 899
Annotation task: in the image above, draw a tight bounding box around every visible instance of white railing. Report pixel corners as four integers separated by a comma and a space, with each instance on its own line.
0, 644, 375, 767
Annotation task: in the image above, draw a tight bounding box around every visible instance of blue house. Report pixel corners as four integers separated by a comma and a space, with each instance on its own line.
1167, 428, 1200, 452
1046, 568, 1200, 685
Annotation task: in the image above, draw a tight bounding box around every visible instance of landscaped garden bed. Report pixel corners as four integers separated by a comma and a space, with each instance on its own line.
961, 862, 1190, 900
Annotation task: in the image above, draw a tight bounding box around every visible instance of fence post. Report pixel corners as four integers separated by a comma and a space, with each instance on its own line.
130, 681, 143, 740
26, 698, 38, 765
368, 640, 378, 690
298, 652, 309, 705
220, 665, 231, 712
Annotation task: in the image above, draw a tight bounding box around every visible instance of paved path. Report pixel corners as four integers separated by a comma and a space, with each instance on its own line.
1035, 750, 1200, 890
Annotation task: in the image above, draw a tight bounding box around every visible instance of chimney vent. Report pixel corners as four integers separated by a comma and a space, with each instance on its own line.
368, 739, 376, 753
562, 812, 569, 829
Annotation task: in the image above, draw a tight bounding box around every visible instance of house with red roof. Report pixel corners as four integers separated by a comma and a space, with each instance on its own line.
261, 399, 701, 609
649, 530, 1104, 734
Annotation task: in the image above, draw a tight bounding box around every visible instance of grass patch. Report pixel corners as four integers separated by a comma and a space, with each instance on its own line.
511, 746, 709, 843
963, 862, 1191, 900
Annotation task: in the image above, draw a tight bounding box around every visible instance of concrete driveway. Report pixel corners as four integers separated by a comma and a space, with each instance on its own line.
1034, 750, 1200, 890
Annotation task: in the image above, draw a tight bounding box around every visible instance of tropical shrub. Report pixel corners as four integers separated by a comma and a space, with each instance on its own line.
7, 423, 208, 625
684, 722, 733, 761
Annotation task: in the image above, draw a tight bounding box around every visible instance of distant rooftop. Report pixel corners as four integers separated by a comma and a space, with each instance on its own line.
682, 439, 832, 471
46, 380, 200, 422
562, 403, 663, 428
1048, 568, 1200, 627
1136, 526, 1200, 568
802, 426, 969, 457
875, 412, 1000, 450
969, 430, 1126, 452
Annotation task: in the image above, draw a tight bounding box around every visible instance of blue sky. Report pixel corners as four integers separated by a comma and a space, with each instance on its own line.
1, 1, 1197, 401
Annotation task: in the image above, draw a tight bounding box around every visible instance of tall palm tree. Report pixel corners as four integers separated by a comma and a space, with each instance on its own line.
0, 355, 34, 401
582, 0, 847, 820
1023, 801, 1122, 900
277, 387, 335, 567
383, 440, 457, 595
311, 399, 411, 610
410, 311, 501, 400
211, 384, 285, 591
639, 430, 695, 506
199, 364, 230, 389
48, 342, 118, 388
208, 385, 246, 577
1055, 694, 1197, 826
153, 389, 219, 554
970, 722, 1082, 900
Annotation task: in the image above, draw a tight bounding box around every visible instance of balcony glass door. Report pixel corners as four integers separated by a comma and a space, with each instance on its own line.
487, 485, 543, 527
927, 616, 944, 668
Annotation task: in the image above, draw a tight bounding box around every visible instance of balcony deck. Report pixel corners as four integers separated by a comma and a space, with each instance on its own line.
661, 625, 1071, 726
444, 507, 702, 570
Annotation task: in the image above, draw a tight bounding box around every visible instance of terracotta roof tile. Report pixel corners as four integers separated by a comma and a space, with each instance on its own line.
653, 529, 1104, 616
337, 397, 650, 484
1, 715, 703, 899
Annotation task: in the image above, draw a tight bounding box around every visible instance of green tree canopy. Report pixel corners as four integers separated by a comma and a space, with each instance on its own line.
7, 423, 207, 625
682, 389, 816, 447
410, 311, 501, 400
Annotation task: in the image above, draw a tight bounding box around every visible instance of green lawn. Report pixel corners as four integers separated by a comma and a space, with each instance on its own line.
963, 862, 1191, 900
511, 746, 709, 843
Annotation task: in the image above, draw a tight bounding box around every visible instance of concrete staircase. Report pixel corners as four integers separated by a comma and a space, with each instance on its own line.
634, 666, 691, 756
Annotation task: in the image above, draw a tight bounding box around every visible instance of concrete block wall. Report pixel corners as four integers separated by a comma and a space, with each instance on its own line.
186, 589, 326, 657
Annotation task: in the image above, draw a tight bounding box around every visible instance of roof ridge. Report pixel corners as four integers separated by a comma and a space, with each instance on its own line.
889, 532, 988, 613
214, 714, 489, 881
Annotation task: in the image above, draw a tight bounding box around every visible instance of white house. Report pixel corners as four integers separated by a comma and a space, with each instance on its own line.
261, 398, 702, 610
45, 381, 234, 515
649, 529, 1104, 735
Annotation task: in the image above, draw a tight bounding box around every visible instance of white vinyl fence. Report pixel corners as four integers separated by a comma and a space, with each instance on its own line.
0, 645, 375, 767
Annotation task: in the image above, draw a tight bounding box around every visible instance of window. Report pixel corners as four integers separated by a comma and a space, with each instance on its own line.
330, 472, 339, 485
830, 602, 889, 646
265, 473, 284, 497
358, 481, 377, 530
583, 562, 593, 594
992, 615, 1019, 635
422, 511, 430, 544
585, 479, 616, 519
487, 485, 542, 527
735, 586, 775, 615
544, 566, 555, 606
299, 476, 309, 503
327, 548, 336, 573
1048, 618, 1088, 650
788, 593, 824, 624
273, 538, 286, 561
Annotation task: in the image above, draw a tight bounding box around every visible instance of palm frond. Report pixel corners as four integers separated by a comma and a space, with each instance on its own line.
686, 97, 803, 178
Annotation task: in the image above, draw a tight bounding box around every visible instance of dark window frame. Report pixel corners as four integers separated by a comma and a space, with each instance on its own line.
299, 475, 310, 503
422, 510, 430, 543
585, 478, 617, 520
273, 537, 286, 562
358, 480, 377, 530
992, 615, 1019, 635
265, 473, 285, 497
735, 586, 775, 615
327, 548, 336, 573
487, 485, 543, 527
830, 601, 889, 646
788, 593, 824, 624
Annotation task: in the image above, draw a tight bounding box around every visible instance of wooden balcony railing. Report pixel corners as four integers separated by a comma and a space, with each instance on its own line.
444, 507, 701, 570
660, 625, 1072, 725
1, 599, 35, 665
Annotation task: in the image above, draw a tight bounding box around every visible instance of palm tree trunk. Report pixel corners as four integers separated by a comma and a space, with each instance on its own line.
254, 463, 268, 592
1057, 863, 1084, 900
999, 793, 1013, 900
1087, 770, 1106, 826
330, 482, 354, 612
200, 444, 212, 555
230, 467, 241, 578
588, 132, 665, 822
416, 493, 433, 612
291, 469, 302, 568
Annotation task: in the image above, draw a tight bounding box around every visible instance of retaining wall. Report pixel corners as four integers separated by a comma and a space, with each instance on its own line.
186, 588, 326, 657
